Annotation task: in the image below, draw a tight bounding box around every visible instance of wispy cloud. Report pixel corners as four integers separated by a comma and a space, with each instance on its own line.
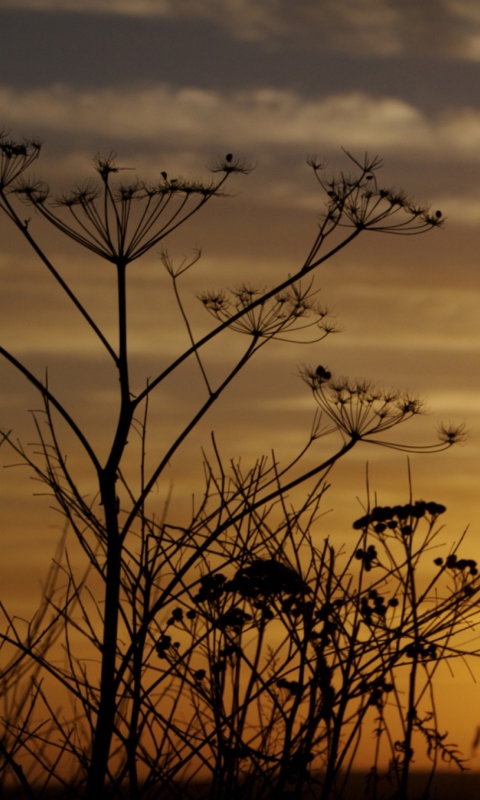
4, 0, 173, 15
3, 0, 480, 59
2, 83, 480, 163
0, 84, 426, 150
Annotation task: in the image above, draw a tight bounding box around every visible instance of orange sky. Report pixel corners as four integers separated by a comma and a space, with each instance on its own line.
1, 0, 480, 776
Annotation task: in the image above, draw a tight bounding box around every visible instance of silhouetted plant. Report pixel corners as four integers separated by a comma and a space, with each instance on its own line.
137, 480, 478, 800
0, 131, 470, 800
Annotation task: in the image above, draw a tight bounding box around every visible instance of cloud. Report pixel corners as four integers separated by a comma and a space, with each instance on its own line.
0, 84, 434, 151
0, 0, 161, 12
2, 82, 480, 164
445, 0, 480, 58
3, 0, 480, 60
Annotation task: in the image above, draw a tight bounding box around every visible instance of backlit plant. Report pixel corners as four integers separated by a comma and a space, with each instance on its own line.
0, 131, 471, 800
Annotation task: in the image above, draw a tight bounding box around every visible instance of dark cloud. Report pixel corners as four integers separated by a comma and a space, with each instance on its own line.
1, 4, 479, 120
3, 0, 480, 61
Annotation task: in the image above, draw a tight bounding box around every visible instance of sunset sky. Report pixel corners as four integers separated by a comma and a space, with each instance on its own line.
1, 0, 480, 771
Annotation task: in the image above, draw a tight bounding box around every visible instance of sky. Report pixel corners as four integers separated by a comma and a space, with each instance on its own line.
1, 0, 480, 772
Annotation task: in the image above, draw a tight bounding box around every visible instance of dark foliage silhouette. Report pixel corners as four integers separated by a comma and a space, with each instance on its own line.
0, 132, 472, 800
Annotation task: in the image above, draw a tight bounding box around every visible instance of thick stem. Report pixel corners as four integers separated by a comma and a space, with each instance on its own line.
84, 261, 132, 798
84, 476, 122, 799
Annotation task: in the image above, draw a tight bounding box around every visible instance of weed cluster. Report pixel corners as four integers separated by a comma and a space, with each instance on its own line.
0, 133, 471, 800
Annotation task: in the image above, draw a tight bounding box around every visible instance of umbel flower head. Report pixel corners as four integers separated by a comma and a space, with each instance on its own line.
307, 150, 445, 237
0, 131, 41, 190
198, 280, 337, 342
296, 150, 445, 278
302, 367, 465, 451
11, 151, 252, 264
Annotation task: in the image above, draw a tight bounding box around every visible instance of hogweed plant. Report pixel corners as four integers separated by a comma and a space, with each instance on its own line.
0, 131, 471, 799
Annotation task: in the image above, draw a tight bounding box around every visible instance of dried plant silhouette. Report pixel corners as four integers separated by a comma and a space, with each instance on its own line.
0, 132, 474, 800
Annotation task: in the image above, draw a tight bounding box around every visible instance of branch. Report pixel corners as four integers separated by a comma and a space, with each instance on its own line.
133, 228, 362, 408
